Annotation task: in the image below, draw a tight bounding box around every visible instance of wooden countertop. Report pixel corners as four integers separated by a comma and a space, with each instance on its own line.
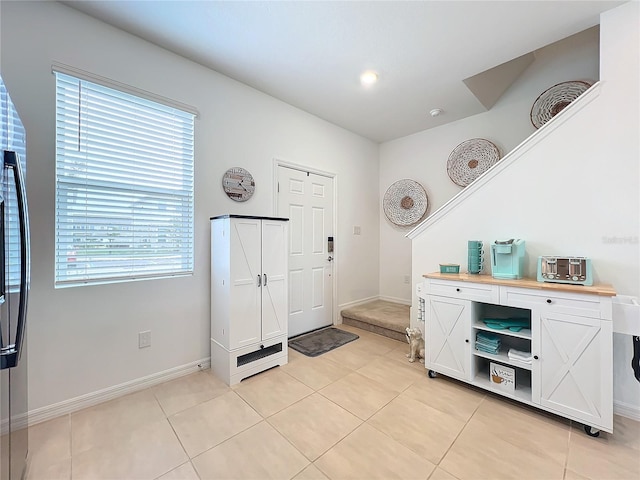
423, 272, 617, 297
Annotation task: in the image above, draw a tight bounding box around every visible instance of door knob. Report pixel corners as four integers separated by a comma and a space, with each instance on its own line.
327, 255, 333, 262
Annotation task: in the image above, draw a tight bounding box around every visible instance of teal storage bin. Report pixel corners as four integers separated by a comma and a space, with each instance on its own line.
440, 264, 460, 274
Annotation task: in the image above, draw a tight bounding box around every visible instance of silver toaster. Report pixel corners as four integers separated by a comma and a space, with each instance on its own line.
537, 256, 593, 286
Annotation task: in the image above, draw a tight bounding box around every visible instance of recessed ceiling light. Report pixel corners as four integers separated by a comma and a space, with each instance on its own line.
360, 70, 378, 86
430, 108, 444, 117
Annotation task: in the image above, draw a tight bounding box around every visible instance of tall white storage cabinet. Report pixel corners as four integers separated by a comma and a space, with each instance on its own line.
210, 215, 289, 385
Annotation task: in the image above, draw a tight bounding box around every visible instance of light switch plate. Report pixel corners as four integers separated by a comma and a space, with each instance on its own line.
139, 330, 151, 348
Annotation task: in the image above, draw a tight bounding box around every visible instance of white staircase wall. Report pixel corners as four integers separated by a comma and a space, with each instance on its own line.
409, 2, 639, 417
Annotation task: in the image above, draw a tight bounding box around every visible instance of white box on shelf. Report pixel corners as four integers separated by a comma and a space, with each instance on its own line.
490, 362, 515, 392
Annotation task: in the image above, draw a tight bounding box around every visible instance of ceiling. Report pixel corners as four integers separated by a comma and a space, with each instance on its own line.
61, 1, 624, 143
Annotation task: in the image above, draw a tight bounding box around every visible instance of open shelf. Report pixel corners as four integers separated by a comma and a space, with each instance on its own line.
473, 356, 533, 403
473, 373, 532, 404
472, 349, 533, 370
473, 321, 531, 340
472, 301, 532, 370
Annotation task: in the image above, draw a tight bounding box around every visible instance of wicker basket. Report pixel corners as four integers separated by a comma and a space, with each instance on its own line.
447, 138, 501, 187
383, 179, 428, 227
530, 80, 592, 129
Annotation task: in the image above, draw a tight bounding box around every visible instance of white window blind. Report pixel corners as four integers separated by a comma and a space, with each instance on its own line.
54, 72, 195, 286
0, 79, 27, 290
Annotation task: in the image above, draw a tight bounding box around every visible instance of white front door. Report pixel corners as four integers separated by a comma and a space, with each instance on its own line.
277, 165, 334, 337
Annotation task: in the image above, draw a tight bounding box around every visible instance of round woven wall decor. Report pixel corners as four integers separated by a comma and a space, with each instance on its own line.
383, 179, 428, 227
447, 138, 501, 187
530, 80, 592, 129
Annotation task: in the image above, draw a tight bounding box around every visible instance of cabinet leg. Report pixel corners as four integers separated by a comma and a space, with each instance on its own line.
428, 370, 438, 378
584, 425, 600, 438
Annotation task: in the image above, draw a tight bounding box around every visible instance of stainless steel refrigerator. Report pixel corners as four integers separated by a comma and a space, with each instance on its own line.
0, 74, 30, 480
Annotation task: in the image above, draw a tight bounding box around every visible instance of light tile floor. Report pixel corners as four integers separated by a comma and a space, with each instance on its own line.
27, 325, 640, 480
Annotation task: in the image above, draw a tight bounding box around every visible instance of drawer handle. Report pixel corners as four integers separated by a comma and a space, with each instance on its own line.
456, 288, 461, 292
534, 355, 539, 360
546, 299, 552, 304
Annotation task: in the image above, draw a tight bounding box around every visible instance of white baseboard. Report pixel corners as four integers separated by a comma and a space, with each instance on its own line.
28, 357, 211, 426
614, 400, 640, 421
378, 295, 412, 306
338, 295, 411, 311
337, 296, 379, 311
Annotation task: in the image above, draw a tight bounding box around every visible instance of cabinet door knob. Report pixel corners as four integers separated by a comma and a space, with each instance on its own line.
465, 339, 469, 343
546, 299, 552, 304
456, 288, 461, 292
534, 355, 539, 360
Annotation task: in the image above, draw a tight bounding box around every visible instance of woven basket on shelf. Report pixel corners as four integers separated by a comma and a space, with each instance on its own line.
383, 179, 428, 227
530, 80, 592, 129
447, 138, 501, 187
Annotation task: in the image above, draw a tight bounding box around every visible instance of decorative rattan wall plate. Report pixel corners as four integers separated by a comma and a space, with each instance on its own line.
383, 179, 428, 227
447, 138, 501, 187
530, 80, 592, 129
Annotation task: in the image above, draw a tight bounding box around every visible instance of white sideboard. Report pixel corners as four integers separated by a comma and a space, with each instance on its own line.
210, 215, 289, 385
418, 273, 616, 436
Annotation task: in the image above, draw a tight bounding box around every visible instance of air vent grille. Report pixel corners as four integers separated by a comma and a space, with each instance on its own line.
237, 343, 283, 367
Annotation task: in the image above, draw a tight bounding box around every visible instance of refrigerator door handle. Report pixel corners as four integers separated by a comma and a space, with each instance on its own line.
1, 151, 30, 369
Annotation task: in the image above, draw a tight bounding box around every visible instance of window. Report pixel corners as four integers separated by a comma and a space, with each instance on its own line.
54, 71, 195, 286
0, 78, 27, 289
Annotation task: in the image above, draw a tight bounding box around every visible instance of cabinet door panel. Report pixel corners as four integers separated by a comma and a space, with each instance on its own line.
229, 219, 262, 349
427, 297, 471, 381
261, 221, 288, 341
536, 311, 612, 430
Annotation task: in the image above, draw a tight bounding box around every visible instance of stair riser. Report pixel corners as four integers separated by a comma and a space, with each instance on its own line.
341, 317, 407, 342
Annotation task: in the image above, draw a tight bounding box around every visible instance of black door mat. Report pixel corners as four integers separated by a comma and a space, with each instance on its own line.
289, 327, 359, 357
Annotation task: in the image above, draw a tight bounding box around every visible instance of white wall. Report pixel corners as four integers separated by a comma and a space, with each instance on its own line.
409, 1, 639, 415
599, 1, 640, 417
0, 1, 380, 413
379, 27, 600, 302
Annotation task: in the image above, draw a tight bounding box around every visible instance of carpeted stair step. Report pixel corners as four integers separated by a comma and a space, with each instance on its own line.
340, 300, 409, 342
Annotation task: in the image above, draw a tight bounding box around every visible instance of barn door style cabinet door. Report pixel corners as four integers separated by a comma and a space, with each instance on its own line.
536, 311, 612, 431
426, 296, 472, 381
420, 273, 615, 437
210, 215, 289, 385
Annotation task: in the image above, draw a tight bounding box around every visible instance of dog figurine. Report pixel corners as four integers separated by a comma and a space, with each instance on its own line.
405, 327, 425, 363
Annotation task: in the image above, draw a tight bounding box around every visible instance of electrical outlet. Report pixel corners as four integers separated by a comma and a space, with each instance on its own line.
138, 330, 151, 348
353, 226, 361, 235
403, 275, 411, 284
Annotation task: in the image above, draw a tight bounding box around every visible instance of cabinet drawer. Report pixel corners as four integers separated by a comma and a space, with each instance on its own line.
500, 286, 605, 318
426, 279, 499, 303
